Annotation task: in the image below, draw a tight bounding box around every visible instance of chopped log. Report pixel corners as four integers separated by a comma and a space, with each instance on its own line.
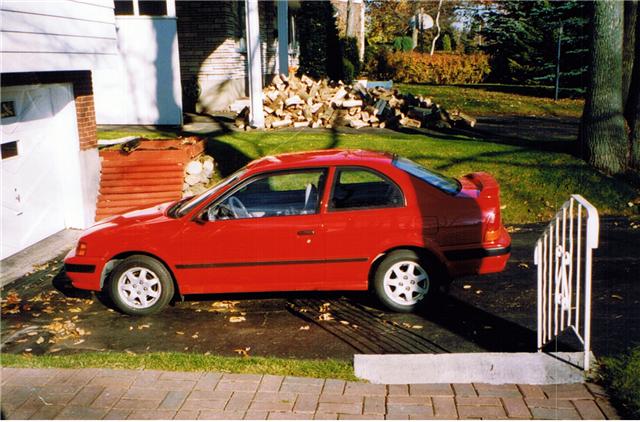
400, 117, 422, 128
330, 88, 348, 105
341, 99, 363, 108
235, 106, 249, 129
271, 119, 293, 128
450, 110, 477, 128
349, 119, 368, 129
285, 95, 304, 107
310, 102, 324, 114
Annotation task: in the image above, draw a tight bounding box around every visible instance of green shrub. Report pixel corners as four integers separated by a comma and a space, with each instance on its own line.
297, 1, 341, 80
599, 347, 640, 419
342, 58, 355, 84
340, 37, 360, 82
392, 36, 414, 52
441, 34, 452, 52
368, 51, 490, 84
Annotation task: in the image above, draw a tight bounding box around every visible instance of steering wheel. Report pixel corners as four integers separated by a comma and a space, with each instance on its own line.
228, 196, 251, 219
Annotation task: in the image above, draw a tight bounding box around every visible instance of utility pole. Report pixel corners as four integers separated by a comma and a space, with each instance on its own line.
554, 23, 563, 101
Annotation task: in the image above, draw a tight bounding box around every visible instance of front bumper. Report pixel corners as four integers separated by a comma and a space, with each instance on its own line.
64, 249, 103, 292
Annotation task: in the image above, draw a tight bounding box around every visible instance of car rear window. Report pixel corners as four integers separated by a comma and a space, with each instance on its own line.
392, 157, 461, 195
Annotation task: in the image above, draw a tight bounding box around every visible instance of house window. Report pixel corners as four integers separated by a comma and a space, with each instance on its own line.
115, 0, 171, 17
1, 141, 19, 160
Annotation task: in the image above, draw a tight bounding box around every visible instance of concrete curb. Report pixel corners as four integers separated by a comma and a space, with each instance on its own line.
355, 352, 595, 385
0, 229, 80, 288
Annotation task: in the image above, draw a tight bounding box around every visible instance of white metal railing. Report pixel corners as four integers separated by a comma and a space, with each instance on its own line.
534, 194, 599, 371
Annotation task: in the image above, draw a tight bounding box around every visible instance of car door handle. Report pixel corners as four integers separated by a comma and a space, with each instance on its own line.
297, 229, 315, 236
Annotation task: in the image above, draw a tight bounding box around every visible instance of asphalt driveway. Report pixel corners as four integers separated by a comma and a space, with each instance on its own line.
1, 218, 638, 360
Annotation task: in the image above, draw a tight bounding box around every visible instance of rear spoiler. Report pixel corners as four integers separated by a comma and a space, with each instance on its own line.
462, 172, 500, 199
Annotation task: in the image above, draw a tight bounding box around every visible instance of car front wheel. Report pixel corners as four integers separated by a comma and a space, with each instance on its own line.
374, 250, 430, 313
108, 255, 174, 316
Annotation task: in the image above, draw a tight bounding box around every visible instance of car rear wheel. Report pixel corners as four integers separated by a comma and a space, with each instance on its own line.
374, 250, 430, 313
108, 255, 174, 316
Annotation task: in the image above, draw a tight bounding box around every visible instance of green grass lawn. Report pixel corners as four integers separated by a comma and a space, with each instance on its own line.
598, 346, 640, 419
397, 84, 584, 118
207, 130, 637, 225
1, 353, 357, 381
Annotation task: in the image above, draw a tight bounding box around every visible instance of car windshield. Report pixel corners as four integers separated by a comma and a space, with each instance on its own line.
174, 168, 248, 217
392, 156, 461, 194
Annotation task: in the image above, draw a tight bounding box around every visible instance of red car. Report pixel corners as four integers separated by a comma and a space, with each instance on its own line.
65, 149, 510, 315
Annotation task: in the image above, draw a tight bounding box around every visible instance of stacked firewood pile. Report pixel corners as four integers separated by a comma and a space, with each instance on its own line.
234, 74, 476, 130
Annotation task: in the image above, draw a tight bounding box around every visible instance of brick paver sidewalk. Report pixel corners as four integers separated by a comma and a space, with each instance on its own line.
1, 367, 619, 420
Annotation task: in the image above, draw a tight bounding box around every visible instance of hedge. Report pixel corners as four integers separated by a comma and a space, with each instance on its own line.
367, 51, 491, 85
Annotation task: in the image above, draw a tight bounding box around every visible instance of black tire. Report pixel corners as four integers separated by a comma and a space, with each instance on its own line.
373, 250, 431, 313
107, 255, 174, 316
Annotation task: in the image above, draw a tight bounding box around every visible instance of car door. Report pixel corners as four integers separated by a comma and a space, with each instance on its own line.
322, 166, 407, 290
176, 168, 328, 294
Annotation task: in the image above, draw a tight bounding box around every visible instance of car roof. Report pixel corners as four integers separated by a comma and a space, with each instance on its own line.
245, 149, 394, 172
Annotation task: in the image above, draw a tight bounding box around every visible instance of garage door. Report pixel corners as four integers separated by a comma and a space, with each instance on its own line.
1, 84, 78, 259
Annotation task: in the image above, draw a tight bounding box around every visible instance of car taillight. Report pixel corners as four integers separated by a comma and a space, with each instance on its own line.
76, 241, 88, 257
484, 210, 501, 243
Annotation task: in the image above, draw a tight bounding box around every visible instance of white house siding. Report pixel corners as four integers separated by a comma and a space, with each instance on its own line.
176, 1, 278, 113
1, 0, 182, 125
0, 0, 119, 73
99, 16, 183, 125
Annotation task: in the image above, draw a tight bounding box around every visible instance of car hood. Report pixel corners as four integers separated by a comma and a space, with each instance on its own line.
84, 201, 175, 236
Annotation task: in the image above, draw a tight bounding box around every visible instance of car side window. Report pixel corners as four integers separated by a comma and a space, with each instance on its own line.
210, 170, 325, 220
330, 168, 404, 211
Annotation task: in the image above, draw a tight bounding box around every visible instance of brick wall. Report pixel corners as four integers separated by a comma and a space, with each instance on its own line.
176, 1, 278, 111
1, 71, 97, 151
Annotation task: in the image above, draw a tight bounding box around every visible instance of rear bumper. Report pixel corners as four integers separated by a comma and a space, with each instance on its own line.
445, 229, 511, 277
64, 250, 103, 292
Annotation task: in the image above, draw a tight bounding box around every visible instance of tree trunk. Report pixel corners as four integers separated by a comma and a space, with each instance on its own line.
622, 1, 638, 107
627, 5, 640, 171
579, 1, 628, 175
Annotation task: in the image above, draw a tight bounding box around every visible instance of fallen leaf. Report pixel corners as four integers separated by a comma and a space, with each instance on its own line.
475, 290, 483, 294
318, 312, 333, 321
229, 316, 246, 323
518, 262, 530, 269
5, 292, 21, 305
36, 337, 45, 344
73, 339, 85, 345
463, 284, 472, 290
25, 348, 32, 352
611, 294, 623, 300
137, 324, 150, 330
339, 320, 350, 325
319, 303, 331, 313
50, 348, 61, 353
27, 332, 38, 336
412, 325, 423, 329
234, 347, 251, 357
204, 351, 211, 356
299, 325, 310, 331
176, 331, 185, 335
129, 326, 134, 331
68, 308, 81, 313
191, 334, 199, 339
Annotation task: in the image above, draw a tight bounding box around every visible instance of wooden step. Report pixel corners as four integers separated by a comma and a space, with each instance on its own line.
99, 178, 184, 188
101, 170, 184, 180
99, 185, 182, 194
100, 159, 183, 168
97, 191, 182, 202
97, 196, 178, 209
